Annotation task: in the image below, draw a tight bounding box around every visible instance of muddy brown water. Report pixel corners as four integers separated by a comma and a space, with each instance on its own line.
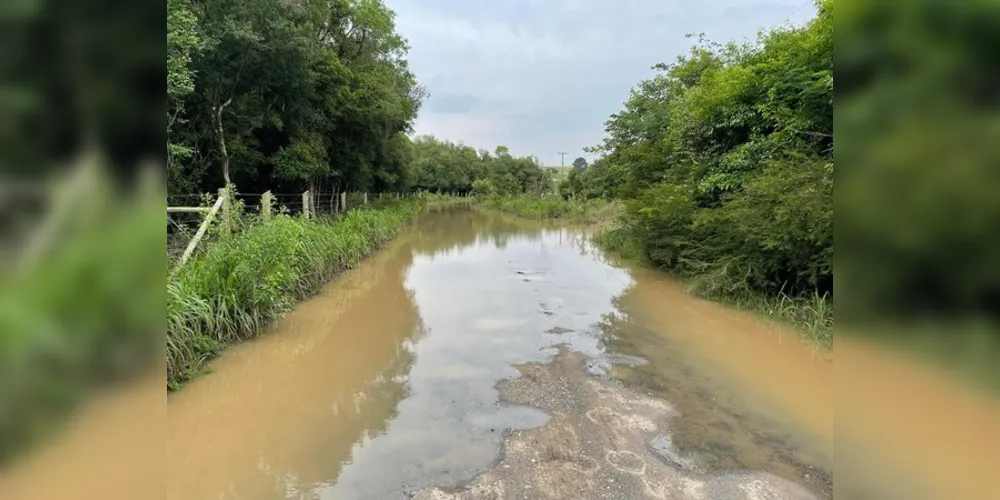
167, 206, 839, 499
3, 207, 996, 499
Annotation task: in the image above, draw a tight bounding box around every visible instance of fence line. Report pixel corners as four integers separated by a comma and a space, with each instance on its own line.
167, 187, 437, 269
167, 190, 437, 220
170, 192, 225, 277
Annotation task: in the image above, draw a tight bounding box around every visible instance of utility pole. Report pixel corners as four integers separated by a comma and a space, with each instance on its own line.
557, 151, 567, 168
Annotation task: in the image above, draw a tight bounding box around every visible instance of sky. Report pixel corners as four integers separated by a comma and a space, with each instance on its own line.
387, 0, 816, 166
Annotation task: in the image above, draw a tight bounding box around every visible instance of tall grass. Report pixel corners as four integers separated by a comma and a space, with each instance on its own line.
482, 195, 619, 224
421, 192, 474, 207
710, 289, 833, 347
166, 201, 421, 388
593, 227, 646, 262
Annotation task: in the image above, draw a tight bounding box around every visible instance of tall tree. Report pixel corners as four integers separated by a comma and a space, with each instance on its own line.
167, 0, 424, 196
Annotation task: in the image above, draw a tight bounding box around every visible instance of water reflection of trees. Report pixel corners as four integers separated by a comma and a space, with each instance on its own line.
408, 206, 562, 259
591, 278, 833, 485
237, 207, 622, 499
215, 235, 428, 500
593, 285, 642, 355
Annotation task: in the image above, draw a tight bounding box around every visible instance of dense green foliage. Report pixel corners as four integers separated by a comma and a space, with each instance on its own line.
483, 196, 618, 224
410, 136, 551, 195
167, 202, 421, 387
564, 157, 632, 200
166, 0, 555, 200
586, 1, 832, 304
167, 0, 424, 196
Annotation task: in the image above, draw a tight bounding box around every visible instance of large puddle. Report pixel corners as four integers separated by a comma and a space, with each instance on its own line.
167, 207, 833, 499
4, 206, 994, 499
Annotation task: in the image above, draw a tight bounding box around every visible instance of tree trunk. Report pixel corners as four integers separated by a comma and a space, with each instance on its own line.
214, 98, 233, 186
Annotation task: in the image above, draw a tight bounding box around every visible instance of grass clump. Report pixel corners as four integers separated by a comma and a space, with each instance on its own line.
482, 195, 619, 224
166, 201, 420, 388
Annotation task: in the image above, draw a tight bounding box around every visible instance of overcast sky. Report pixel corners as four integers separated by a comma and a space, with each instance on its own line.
388, 0, 816, 166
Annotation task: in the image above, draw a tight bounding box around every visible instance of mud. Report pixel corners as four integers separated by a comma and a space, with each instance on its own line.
413, 348, 817, 500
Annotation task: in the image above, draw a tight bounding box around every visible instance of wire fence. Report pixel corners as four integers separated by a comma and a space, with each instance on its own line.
166, 189, 426, 265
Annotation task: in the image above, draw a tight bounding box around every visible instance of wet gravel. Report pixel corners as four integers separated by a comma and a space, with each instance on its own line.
412, 348, 819, 500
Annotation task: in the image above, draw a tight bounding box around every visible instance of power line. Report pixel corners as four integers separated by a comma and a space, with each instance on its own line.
783, 0, 814, 24
556, 151, 567, 167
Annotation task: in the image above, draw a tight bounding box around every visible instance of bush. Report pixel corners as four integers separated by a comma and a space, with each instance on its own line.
588, 2, 833, 316
620, 158, 832, 297
471, 178, 498, 197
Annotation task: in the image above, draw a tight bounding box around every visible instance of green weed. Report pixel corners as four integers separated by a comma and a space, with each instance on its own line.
166, 201, 420, 388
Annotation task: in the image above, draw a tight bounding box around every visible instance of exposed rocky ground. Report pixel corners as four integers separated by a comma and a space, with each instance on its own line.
412, 348, 818, 500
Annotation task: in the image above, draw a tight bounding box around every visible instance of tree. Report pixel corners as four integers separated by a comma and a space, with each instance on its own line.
584, 0, 832, 298
572, 157, 588, 172
408, 136, 548, 195
167, 0, 424, 196
167, 0, 203, 182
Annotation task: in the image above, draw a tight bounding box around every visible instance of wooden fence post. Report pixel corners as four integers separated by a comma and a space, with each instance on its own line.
363, 192, 368, 205
218, 186, 231, 237
261, 190, 273, 221
172, 194, 226, 278
302, 190, 311, 219
341, 191, 347, 212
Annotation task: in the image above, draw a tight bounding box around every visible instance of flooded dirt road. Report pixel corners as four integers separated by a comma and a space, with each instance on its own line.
167, 207, 833, 500
2, 207, 995, 500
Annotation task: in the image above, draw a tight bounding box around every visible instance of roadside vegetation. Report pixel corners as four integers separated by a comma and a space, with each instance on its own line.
168, 0, 424, 197
582, 2, 833, 345
480, 195, 619, 225
167, 200, 420, 389
409, 137, 552, 195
